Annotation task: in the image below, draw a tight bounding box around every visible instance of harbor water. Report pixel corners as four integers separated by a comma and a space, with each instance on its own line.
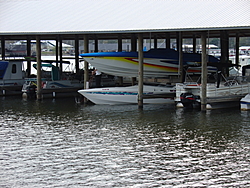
0, 97, 250, 187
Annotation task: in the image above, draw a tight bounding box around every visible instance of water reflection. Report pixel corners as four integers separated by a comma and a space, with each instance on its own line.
0, 97, 250, 187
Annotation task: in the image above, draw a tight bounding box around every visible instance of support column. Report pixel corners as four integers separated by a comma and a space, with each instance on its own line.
94, 35, 98, 52
165, 33, 170, 49
117, 34, 123, 86
75, 35, 79, 74
131, 34, 137, 52
26, 37, 31, 77
192, 34, 197, 53
220, 30, 229, 75
59, 36, 63, 76
201, 32, 207, 111
36, 36, 42, 100
56, 37, 59, 67
84, 35, 89, 90
138, 34, 144, 109
1, 36, 5, 60
131, 33, 137, 85
177, 32, 184, 82
154, 35, 157, 49
235, 32, 240, 67
118, 34, 122, 52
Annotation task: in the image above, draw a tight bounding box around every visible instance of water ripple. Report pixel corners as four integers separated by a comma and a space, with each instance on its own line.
0, 98, 250, 187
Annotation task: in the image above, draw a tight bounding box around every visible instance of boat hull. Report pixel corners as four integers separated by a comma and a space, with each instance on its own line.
80, 49, 219, 78
240, 94, 250, 111
175, 82, 250, 109
78, 85, 175, 105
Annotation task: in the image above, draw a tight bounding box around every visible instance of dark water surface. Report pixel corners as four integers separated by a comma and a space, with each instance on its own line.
0, 97, 250, 187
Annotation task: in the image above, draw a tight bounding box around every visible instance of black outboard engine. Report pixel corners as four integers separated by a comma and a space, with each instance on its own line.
26, 85, 37, 99
180, 93, 197, 108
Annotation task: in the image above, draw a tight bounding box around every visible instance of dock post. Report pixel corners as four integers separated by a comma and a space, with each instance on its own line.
192, 34, 197, 53
177, 32, 184, 82
84, 35, 89, 103
56, 36, 59, 67
117, 34, 124, 86
59, 36, 63, 77
75, 35, 79, 74
36, 36, 42, 100
165, 33, 170, 49
1, 36, 5, 60
201, 32, 207, 111
26, 37, 31, 77
235, 32, 239, 67
138, 34, 144, 108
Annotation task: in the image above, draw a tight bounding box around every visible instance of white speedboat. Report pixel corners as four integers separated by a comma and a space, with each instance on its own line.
175, 81, 250, 109
0, 60, 25, 96
78, 85, 176, 105
175, 64, 250, 109
80, 48, 219, 78
240, 94, 250, 111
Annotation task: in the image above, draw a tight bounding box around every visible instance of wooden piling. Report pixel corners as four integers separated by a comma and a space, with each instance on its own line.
235, 32, 239, 66
75, 35, 79, 74
177, 32, 184, 82
201, 32, 207, 111
1, 36, 5, 60
82, 35, 90, 103
26, 37, 31, 77
36, 36, 42, 100
138, 34, 144, 108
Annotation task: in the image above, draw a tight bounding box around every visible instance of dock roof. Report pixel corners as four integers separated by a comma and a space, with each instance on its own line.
0, 0, 250, 36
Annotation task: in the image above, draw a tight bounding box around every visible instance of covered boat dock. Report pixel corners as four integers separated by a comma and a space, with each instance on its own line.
1, 0, 250, 110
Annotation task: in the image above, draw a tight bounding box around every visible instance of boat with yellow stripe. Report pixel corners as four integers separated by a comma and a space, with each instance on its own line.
80, 48, 219, 78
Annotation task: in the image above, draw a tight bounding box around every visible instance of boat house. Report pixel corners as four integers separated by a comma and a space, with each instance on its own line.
1, 0, 250, 109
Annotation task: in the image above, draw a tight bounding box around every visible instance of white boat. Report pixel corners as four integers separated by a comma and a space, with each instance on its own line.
174, 63, 250, 109
80, 48, 219, 78
0, 60, 25, 96
78, 85, 176, 105
175, 81, 250, 109
240, 94, 250, 111
229, 55, 250, 75
22, 62, 84, 98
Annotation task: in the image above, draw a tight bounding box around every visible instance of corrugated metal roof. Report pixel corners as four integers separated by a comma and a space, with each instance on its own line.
0, 0, 249, 34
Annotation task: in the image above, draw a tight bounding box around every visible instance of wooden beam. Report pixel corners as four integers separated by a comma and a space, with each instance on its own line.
235, 32, 239, 66
138, 33, 144, 108
201, 32, 207, 111
59, 36, 63, 75
131, 34, 137, 52
192, 34, 197, 53
165, 33, 170, 49
36, 36, 42, 100
94, 35, 98, 52
84, 35, 89, 90
177, 32, 184, 82
26, 37, 31, 77
154, 34, 157, 49
118, 34, 122, 52
75, 35, 79, 74
1, 36, 5, 60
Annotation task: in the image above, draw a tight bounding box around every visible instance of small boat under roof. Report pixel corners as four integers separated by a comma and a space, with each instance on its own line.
0, 60, 25, 96
80, 48, 219, 78
78, 84, 176, 105
240, 94, 250, 111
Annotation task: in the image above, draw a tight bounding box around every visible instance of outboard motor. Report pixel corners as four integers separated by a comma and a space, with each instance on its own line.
180, 93, 197, 108
26, 85, 37, 99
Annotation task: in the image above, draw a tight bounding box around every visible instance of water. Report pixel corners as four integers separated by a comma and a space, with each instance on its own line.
0, 97, 250, 187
